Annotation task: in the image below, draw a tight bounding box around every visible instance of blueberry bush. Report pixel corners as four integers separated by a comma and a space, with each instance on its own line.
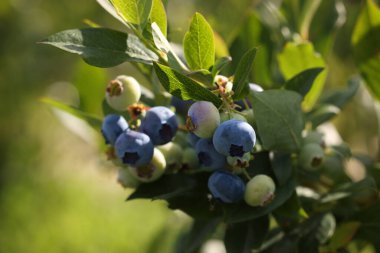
41, 0, 380, 252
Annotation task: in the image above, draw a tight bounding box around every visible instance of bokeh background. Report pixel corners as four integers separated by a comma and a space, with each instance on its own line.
0, 0, 378, 252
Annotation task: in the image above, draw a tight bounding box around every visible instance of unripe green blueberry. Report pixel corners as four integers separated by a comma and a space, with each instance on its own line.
244, 175, 276, 207
299, 143, 325, 171
128, 148, 166, 183
157, 142, 183, 170
117, 168, 140, 188
187, 101, 220, 138
220, 112, 247, 123
302, 131, 324, 146
182, 147, 199, 170
241, 109, 255, 126
105, 75, 141, 111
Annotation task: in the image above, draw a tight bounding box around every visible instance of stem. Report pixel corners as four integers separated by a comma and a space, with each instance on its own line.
242, 168, 252, 180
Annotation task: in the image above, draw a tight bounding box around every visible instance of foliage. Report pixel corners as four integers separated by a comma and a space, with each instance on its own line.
41, 0, 380, 252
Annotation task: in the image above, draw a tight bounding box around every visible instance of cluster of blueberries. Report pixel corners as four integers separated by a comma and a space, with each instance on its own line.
101, 74, 279, 207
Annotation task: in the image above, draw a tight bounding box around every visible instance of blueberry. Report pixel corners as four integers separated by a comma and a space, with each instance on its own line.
170, 96, 193, 116
195, 138, 226, 170
208, 170, 245, 203
105, 75, 141, 111
187, 101, 220, 138
117, 168, 140, 188
220, 112, 247, 123
140, 106, 178, 145
187, 133, 200, 147
299, 143, 324, 171
128, 148, 166, 183
101, 114, 129, 145
244, 175, 276, 207
213, 119, 256, 157
157, 142, 183, 170
115, 130, 154, 167
181, 147, 199, 170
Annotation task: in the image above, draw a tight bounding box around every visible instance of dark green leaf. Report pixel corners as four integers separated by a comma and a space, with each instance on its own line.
128, 174, 196, 201
250, 90, 303, 152
224, 177, 296, 223
110, 0, 153, 28
225, 216, 269, 253
183, 12, 215, 70
305, 104, 340, 128
186, 70, 213, 87
229, 11, 273, 85
320, 77, 360, 109
153, 63, 222, 107
211, 56, 232, 77
321, 222, 361, 252
175, 218, 221, 253
270, 152, 294, 186
284, 67, 323, 97
232, 48, 257, 100
354, 200, 380, 246
278, 42, 326, 110
352, 0, 380, 101
40, 28, 158, 68
273, 191, 302, 230
41, 97, 102, 129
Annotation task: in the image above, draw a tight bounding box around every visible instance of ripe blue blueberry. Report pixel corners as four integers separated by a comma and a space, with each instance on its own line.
213, 119, 256, 157
208, 170, 245, 203
140, 106, 178, 145
115, 130, 154, 167
101, 114, 129, 145
187, 101, 220, 138
170, 96, 193, 116
187, 133, 200, 147
195, 138, 226, 170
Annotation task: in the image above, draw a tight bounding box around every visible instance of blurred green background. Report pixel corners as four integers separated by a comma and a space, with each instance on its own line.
0, 0, 379, 252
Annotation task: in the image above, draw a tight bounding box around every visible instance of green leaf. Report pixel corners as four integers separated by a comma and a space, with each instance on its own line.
175, 218, 221, 253
183, 12, 215, 70
151, 23, 188, 71
271, 152, 294, 186
352, 0, 380, 101
149, 0, 167, 36
224, 216, 269, 253
41, 97, 102, 129
211, 56, 232, 77
305, 104, 340, 128
96, 0, 127, 25
232, 48, 257, 100
229, 11, 273, 85
321, 222, 361, 252
284, 67, 323, 97
278, 42, 326, 110
320, 77, 360, 109
224, 177, 296, 223
73, 61, 108, 116
110, 0, 153, 28
40, 28, 158, 68
153, 63, 221, 107
128, 174, 196, 201
250, 90, 303, 152
307, 78, 360, 127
